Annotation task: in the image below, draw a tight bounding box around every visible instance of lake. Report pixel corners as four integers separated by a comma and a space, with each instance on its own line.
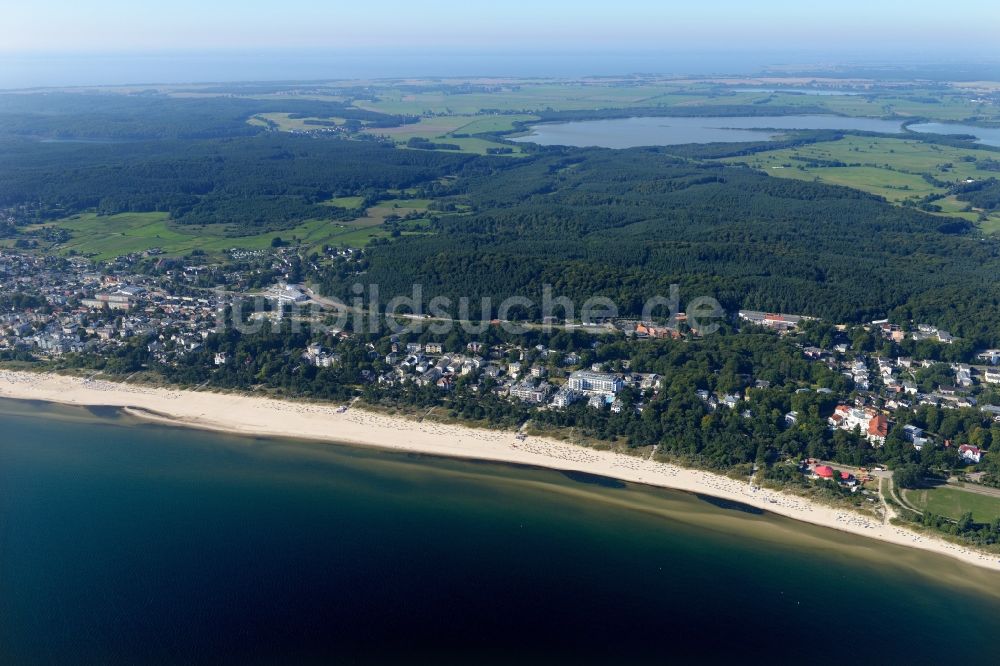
513, 115, 906, 148
907, 122, 1000, 147
3, 398, 1000, 664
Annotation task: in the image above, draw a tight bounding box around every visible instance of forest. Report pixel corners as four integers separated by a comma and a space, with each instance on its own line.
327, 147, 1000, 347
0, 92, 410, 140
0, 134, 481, 230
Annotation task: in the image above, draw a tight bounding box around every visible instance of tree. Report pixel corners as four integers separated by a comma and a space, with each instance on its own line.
957, 511, 974, 532
894, 463, 925, 489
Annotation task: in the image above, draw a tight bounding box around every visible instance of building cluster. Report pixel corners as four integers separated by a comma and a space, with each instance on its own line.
373, 338, 659, 412
0, 249, 996, 469
738, 310, 810, 333
794, 333, 998, 462
875, 320, 955, 345
0, 250, 228, 364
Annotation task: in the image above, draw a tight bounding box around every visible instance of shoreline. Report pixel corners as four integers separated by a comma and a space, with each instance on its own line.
3, 369, 999, 573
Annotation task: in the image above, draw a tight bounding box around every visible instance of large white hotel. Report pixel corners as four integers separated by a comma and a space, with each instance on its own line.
566, 370, 623, 395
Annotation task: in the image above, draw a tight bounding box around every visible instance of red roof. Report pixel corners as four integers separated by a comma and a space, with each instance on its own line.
868, 415, 888, 437
840, 471, 852, 480
815, 465, 835, 478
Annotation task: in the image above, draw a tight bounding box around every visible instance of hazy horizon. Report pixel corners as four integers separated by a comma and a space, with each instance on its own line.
3, 0, 1000, 89
5, 49, 1000, 90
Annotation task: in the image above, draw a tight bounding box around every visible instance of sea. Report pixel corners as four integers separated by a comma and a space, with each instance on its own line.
3, 398, 1000, 665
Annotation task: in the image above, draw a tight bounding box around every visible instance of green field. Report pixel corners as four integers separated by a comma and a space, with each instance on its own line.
322, 196, 366, 209
359, 114, 531, 154
34, 200, 436, 260
904, 486, 1000, 522
351, 82, 691, 116
722, 135, 1000, 231
249, 112, 350, 131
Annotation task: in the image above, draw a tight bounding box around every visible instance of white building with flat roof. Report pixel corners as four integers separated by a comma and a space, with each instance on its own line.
567, 370, 623, 395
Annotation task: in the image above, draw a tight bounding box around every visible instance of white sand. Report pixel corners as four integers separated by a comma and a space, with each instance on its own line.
3, 369, 999, 572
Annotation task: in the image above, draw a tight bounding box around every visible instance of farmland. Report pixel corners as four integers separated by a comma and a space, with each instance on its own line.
720, 135, 1000, 232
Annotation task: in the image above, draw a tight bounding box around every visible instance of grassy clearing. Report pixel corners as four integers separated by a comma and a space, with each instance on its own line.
36, 203, 436, 260
904, 486, 1000, 522
249, 112, 348, 131
322, 196, 366, 209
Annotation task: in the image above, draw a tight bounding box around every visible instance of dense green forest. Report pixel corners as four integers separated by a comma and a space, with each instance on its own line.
0, 92, 409, 140
953, 177, 1000, 212
0, 134, 480, 230
325, 148, 1000, 345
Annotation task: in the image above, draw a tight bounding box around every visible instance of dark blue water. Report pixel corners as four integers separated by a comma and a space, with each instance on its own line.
3, 398, 1000, 665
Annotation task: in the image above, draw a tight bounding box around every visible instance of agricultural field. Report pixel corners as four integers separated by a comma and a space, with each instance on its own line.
363, 116, 470, 139
732, 90, 999, 121
351, 82, 687, 116
27, 198, 439, 260
221, 76, 1000, 123
904, 485, 1000, 523
721, 135, 1000, 231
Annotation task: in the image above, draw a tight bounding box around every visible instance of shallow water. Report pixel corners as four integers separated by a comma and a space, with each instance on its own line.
2, 398, 1000, 664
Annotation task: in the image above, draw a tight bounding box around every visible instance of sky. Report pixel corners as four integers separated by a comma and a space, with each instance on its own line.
3, 0, 999, 53
1, 0, 999, 87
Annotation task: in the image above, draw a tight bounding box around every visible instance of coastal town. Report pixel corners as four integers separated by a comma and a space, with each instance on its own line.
2, 246, 998, 486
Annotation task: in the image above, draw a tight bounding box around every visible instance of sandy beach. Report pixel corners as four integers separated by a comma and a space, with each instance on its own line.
2, 368, 999, 573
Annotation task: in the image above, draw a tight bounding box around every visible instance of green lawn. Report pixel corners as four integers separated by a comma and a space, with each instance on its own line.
904, 486, 1000, 522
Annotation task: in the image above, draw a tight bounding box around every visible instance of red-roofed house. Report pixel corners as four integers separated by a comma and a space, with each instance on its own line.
828, 404, 889, 445
867, 415, 889, 445
959, 445, 983, 464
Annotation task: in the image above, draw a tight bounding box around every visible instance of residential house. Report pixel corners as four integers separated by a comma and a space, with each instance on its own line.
959, 445, 983, 464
